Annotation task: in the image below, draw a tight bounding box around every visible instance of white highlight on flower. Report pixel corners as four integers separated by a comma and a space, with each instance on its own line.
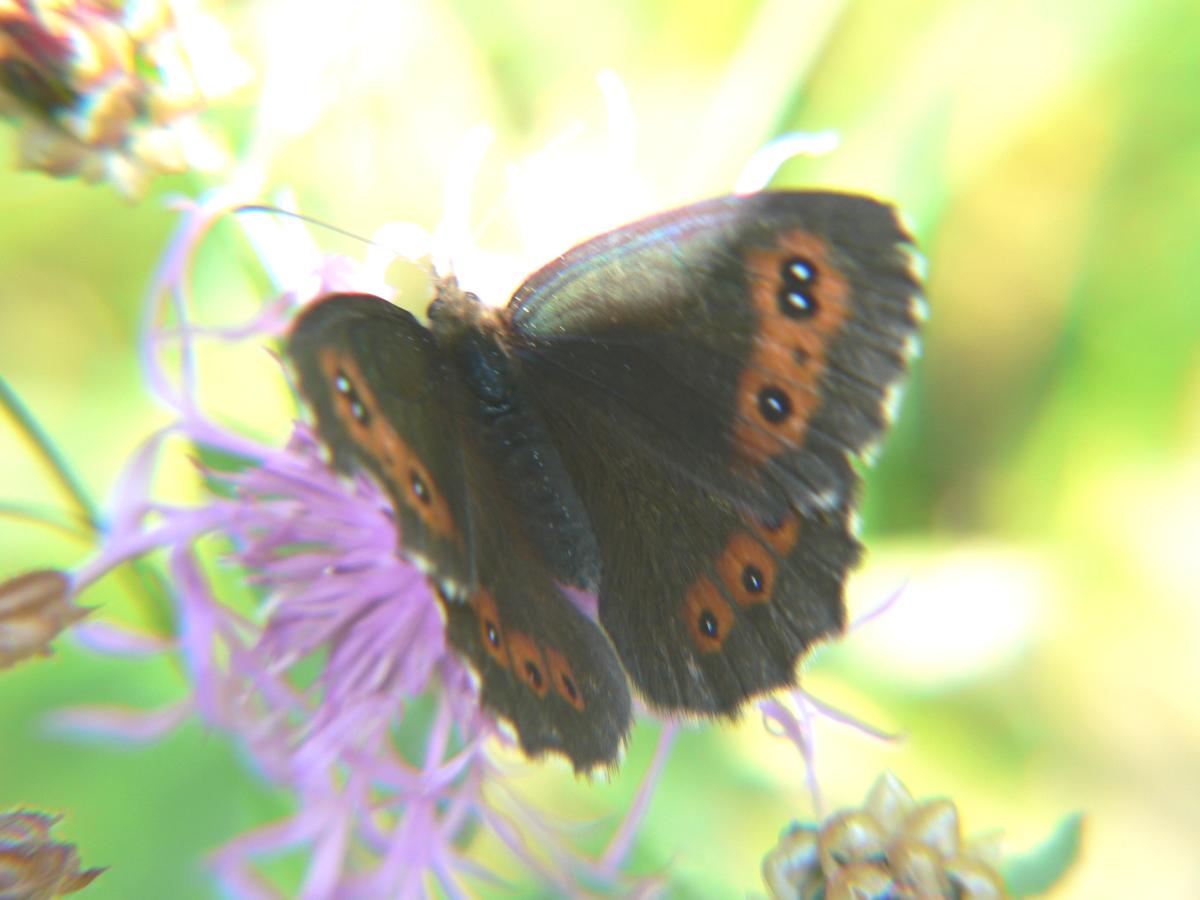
362, 222, 433, 288
733, 129, 841, 194
431, 125, 495, 284
426, 71, 649, 308
166, 0, 255, 98
597, 68, 636, 176
254, 1, 341, 145
848, 544, 1046, 686
497, 71, 648, 290
503, 121, 585, 260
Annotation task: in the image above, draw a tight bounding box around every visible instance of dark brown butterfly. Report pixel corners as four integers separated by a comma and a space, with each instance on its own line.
287, 191, 922, 772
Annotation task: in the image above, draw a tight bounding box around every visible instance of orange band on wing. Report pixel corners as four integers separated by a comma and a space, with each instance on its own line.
716, 531, 777, 607
545, 645, 586, 712
682, 576, 735, 653
734, 231, 851, 465
755, 512, 801, 555
469, 589, 509, 669
507, 629, 550, 697
317, 348, 458, 542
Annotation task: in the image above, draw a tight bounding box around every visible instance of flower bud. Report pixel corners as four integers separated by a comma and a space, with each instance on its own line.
763, 772, 1013, 899
0, 570, 88, 670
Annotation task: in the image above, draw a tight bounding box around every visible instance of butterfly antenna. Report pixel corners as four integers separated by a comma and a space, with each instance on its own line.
232, 204, 436, 274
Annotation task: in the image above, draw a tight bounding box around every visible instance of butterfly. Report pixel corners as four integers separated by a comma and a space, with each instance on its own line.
287, 191, 922, 772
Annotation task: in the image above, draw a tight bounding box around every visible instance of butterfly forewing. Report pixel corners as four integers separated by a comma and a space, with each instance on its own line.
289, 293, 630, 771
288, 294, 473, 584
508, 192, 921, 514
505, 191, 921, 711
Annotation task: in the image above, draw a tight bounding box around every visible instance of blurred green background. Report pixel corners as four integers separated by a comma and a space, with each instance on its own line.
2, 0, 1198, 896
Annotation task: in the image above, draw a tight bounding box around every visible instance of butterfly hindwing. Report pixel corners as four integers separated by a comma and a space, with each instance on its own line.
450, 350, 630, 768
439, 532, 630, 771
513, 377, 859, 712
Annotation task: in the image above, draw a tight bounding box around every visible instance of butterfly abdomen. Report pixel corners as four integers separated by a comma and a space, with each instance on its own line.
446, 317, 603, 592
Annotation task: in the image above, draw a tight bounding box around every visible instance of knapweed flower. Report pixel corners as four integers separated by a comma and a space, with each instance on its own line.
0, 0, 247, 196
0, 569, 88, 670
0, 809, 105, 898
4, 72, 883, 893
762, 771, 1011, 900
19, 184, 672, 896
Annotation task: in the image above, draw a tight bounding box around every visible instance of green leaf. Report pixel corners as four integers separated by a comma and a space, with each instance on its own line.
1002, 813, 1085, 897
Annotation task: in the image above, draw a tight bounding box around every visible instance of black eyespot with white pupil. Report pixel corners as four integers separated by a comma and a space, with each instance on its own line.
757, 386, 792, 423
484, 620, 500, 648
410, 471, 430, 504
699, 610, 719, 638
333, 369, 371, 425
524, 661, 543, 689
778, 256, 817, 319
742, 565, 765, 594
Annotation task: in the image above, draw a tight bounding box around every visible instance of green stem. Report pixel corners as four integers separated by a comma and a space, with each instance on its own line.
0, 503, 92, 542
0, 374, 101, 532
0, 375, 176, 640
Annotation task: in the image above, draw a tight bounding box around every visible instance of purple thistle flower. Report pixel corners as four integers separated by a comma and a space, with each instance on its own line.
3, 84, 903, 894
35, 186, 675, 897
755, 583, 907, 817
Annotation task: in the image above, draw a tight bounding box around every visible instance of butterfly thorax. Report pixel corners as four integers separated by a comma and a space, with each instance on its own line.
427, 276, 516, 412
427, 274, 502, 339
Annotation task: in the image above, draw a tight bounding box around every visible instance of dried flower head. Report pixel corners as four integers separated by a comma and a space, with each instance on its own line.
763, 771, 1011, 900
0, 0, 247, 196
0, 569, 89, 670
0, 809, 105, 898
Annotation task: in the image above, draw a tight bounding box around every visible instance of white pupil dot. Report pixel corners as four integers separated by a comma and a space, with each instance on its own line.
790, 262, 812, 281
335, 375, 351, 393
